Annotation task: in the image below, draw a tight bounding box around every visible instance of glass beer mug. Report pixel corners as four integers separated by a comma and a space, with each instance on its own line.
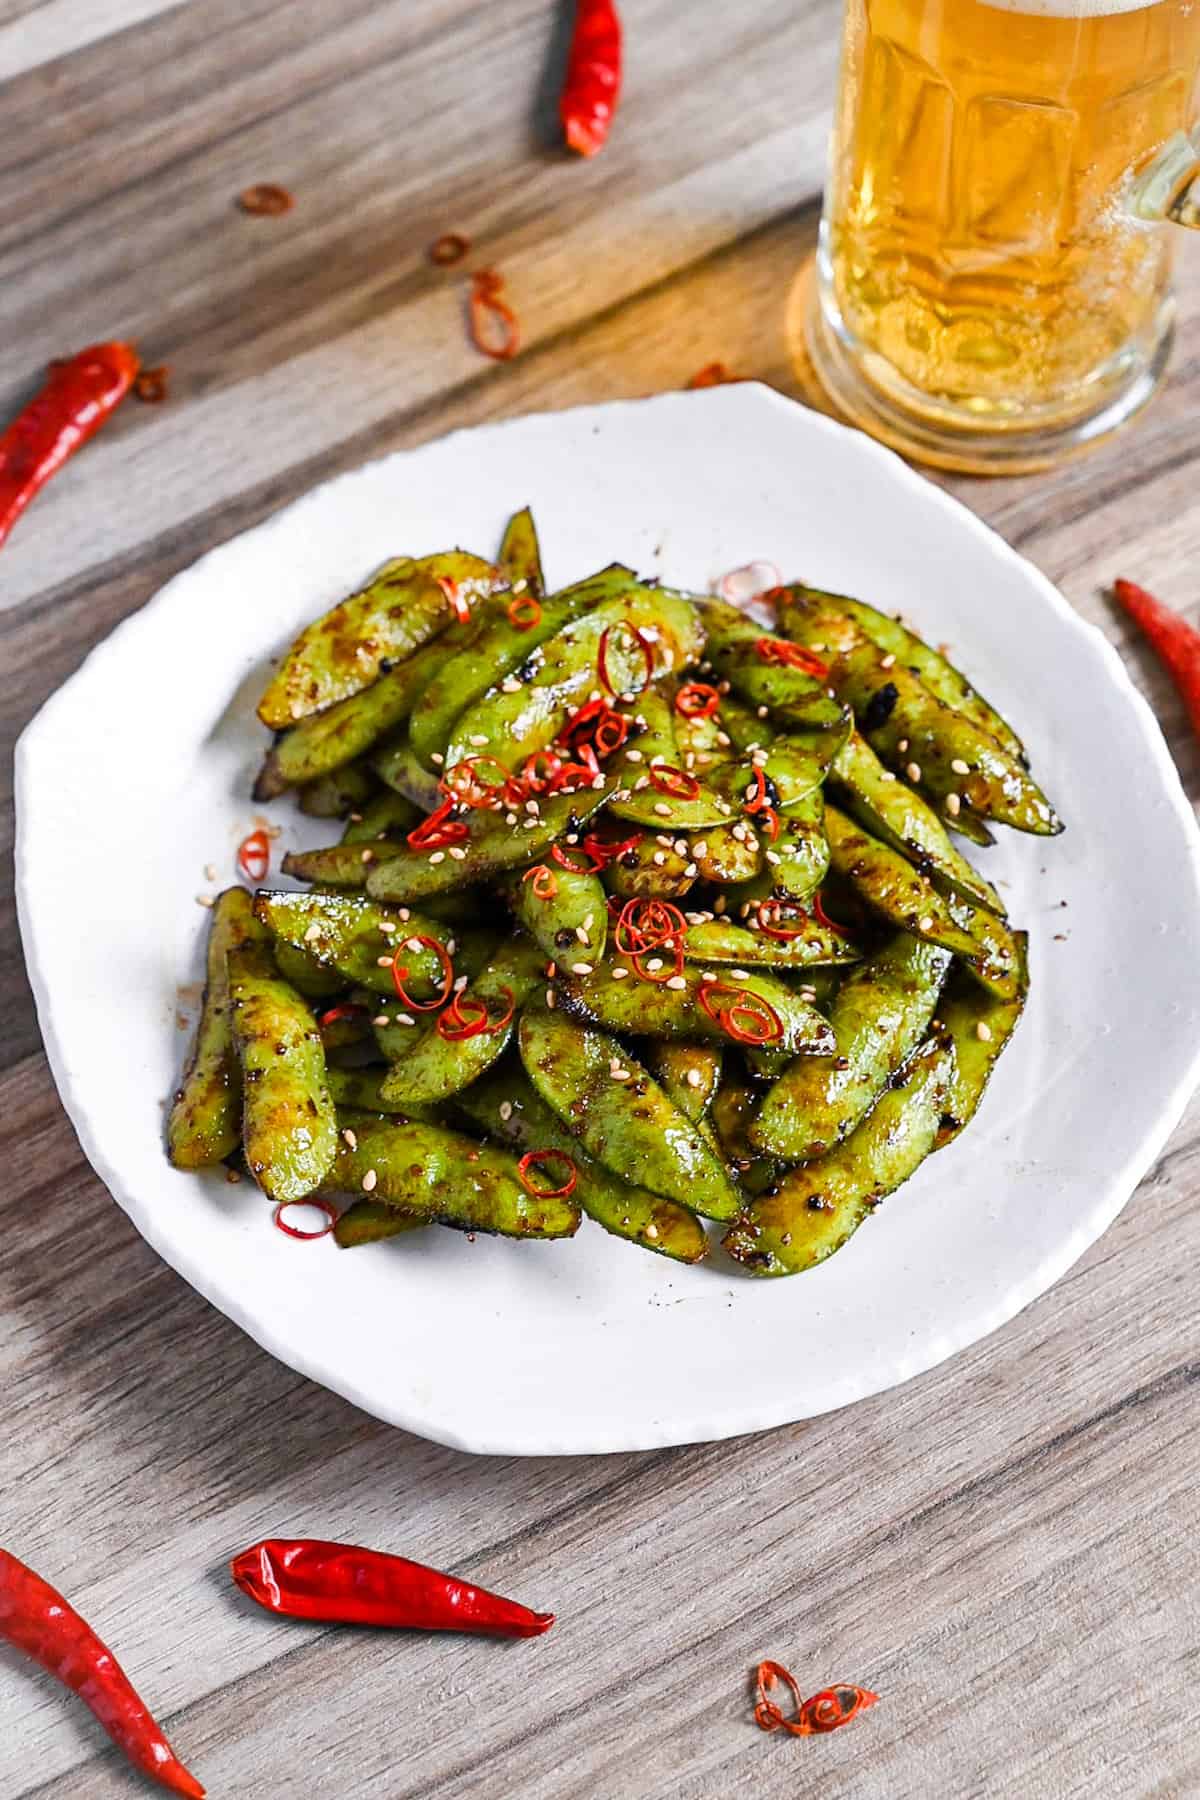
806, 0, 1200, 471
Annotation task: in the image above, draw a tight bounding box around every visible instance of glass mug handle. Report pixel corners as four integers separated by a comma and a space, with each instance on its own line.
1130, 130, 1200, 227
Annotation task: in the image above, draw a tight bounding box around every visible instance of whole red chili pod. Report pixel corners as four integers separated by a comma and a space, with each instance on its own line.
231, 1539, 553, 1639
0, 1548, 204, 1796
1112, 577, 1200, 746
561, 0, 623, 159
0, 342, 139, 551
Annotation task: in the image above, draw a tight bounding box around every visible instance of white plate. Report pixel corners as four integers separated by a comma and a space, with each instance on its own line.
16, 386, 1200, 1455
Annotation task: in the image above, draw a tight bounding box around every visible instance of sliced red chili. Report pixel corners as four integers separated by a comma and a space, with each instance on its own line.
698, 981, 783, 1045
754, 636, 830, 679
274, 1198, 338, 1241
591, 709, 630, 758
648, 763, 700, 800
238, 183, 294, 216
507, 592, 542, 630
391, 936, 455, 1012
518, 1149, 578, 1198
521, 749, 564, 793
440, 755, 513, 810
407, 800, 470, 850
429, 232, 470, 266
579, 830, 641, 869
236, 827, 271, 882
613, 897, 688, 956
318, 1001, 370, 1027
551, 842, 595, 875
755, 903, 808, 941
758, 805, 781, 842
675, 682, 721, 718
741, 766, 769, 812
437, 574, 472, 624
469, 271, 520, 361
523, 864, 560, 900
597, 622, 653, 697
754, 1661, 878, 1737
435, 993, 492, 1041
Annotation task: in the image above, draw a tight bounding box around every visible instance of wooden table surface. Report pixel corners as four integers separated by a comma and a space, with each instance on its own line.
4, 3, 1200, 1795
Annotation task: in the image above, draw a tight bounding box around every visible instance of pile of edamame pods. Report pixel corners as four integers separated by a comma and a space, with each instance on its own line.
168, 508, 1060, 1276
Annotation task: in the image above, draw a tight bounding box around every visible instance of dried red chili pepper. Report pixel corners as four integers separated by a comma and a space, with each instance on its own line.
469, 270, 520, 361
429, 232, 470, 266
597, 622, 653, 697
236, 827, 271, 882
237, 183, 293, 216
391, 936, 455, 1011
675, 682, 721, 719
754, 636, 830, 680
274, 1198, 338, 1241
231, 1539, 552, 1638
406, 800, 470, 850
754, 1660, 878, 1737
518, 1149, 578, 1198
1112, 578, 1200, 744
134, 365, 170, 405
0, 342, 139, 552
523, 864, 560, 900
508, 592, 542, 629
0, 1548, 204, 1796
560, 0, 623, 158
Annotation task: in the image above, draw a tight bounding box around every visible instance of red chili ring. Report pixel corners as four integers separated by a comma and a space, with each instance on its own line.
698, 981, 784, 1045
521, 749, 564, 793
407, 799, 470, 850
523, 864, 560, 899
237, 827, 271, 882
469, 277, 521, 361
648, 763, 701, 800
517, 1149, 578, 1198
674, 682, 721, 719
440, 754, 514, 810
613, 897, 688, 956
507, 593, 542, 630
550, 841, 595, 875
755, 902, 809, 941
597, 623, 654, 698
391, 936, 456, 1011
273, 1198, 339, 1241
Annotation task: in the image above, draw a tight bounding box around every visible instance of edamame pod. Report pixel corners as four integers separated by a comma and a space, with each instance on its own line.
609, 693, 733, 831
684, 917, 861, 969
726, 787, 828, 908
298, 761, 378, 818
601, 832, 696, 899
698, 598, 848, 732
557, 959, 834, 1057
497, 506, 545, 596
777, 587, 1060, 835
228, 938, 338, 1201
318, 1111, 581, 1238
504, 860, 608, 963
752, 934, 951, 1161
253, 890, 456, 997
519, 1002, 741, 1219
724, 1034, 955, 1274
168, 889, 265, 1169
824, 805, 980, 959
459, 1066, 709, 1264
258, 550, 503, 729
334, 1199, 427, 1246
379, 935, 545, 1105
936, 933, 1028, 1145
648, 1043, 723, 1124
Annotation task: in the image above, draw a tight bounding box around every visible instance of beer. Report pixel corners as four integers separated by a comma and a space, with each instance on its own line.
810, 0, 1200, 463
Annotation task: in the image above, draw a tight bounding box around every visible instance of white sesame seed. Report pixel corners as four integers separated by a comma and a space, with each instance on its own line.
644, 1222, 659, 1239
918, 915, 933, 932
430, 752, 444, 766
881, 653, 896, 669
592, 774, 606, 789
398, 908, 410, 921
653, 851, 666, 865
625, 749, 644, 763
453, 975, 469, 993
449, 845, 467, 860
204, 863, 218, 882
654, 802, 671, 817
756, 705, 769, 719
378, 920, 396, 934
731, 968, 750, 980
575, 925, 590, 944
469, 734, 489, 747
499, 1101, 513, 1121
501, 677, 521, 693
523, 817, 538, 829
906, 762, 922, 782
699, 970, 719, 983
395, 1012, 415, 1025
571, 961, 594, 975
685, 1069, 703, 1088
512, 578, 527, 593
946, 793, 962, 817
612, 966, 630, 980
645, 957, 664, 972
666, 975, 687, 990
429, 850, 446, 864
361, 848, 375, 864
342, 1128, 358, 1150
951, 758, 971, 775
546, 987, 557, 1008
361, 1169, 378, 1193
582, 912, 595, 931
406, 936, 423, 951
377, 954, 393, 967
610, 1057, 623, 1074
731, 824, 748, 842
716, 731, 731, 748
505, 811, 518, 825
898, 738, 909, 753
612, 1067, 631, 1081
684, 863, 698, 878
976, 1020, 993, 1042
196, 894, 215, 908
881, 771, 897, 782
634, 775, 651, 791
525, 799, 539, 813
304, 923, 323, 942
765, 851, 781, 865
372, 1014, 389, 1027
692, 841, 709, 860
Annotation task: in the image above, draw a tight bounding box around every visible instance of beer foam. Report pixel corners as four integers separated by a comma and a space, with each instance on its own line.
981, 0, 1162, 14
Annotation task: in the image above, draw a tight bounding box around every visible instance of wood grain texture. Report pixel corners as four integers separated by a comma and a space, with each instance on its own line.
2, 2, 1199, 1795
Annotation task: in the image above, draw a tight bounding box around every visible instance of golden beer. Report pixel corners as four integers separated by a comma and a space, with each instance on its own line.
809, 0, 1200, 468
